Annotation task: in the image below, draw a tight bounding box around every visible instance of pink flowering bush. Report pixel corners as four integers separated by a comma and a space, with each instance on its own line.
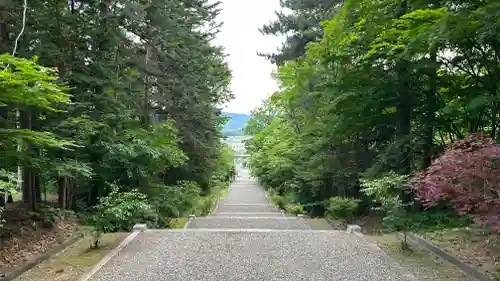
412, 133, 500, 231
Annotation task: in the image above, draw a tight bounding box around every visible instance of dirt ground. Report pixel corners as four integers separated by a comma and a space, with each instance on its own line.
0, 206, 80, 279
366, 234, 472, 281
420, 227, 500, 280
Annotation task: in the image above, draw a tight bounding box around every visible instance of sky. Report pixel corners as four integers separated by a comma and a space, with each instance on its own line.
215, 0, 285, 114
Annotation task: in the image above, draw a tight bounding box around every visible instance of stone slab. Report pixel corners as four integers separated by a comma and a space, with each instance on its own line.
210, 212, 285, 217
216, 204, 280, 213
187, 217, 310, 230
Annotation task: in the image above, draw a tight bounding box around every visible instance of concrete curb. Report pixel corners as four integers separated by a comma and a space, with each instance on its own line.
396, 232, 495, 281
76, 226, 144, 281
183, 217, 194, 230
1, 232, 84, 281
213, 196, 221, 214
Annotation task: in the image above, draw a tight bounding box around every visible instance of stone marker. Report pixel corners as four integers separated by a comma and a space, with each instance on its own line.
346, 224, 362, 234
133, 224, 148, 232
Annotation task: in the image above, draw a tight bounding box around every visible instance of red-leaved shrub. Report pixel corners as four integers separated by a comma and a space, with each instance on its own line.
412, 133, 500, 231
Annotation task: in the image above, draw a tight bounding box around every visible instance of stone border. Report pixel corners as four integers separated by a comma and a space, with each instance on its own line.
396, 232, 495, 281
77, 225, 145, 281
1, 232, 84, 281
325, 218, 344, 230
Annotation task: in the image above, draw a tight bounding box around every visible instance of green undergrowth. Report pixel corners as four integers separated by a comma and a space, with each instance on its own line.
269, 193, 304, 215
167, 180, 229, 228
167, 217, 189, 229
191, 180, 230, 217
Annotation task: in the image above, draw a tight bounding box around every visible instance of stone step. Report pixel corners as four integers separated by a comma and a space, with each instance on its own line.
210, 212, 285, 217
187, 217, 310, 230
216, 204, 280, 213
222, 197, 268, 204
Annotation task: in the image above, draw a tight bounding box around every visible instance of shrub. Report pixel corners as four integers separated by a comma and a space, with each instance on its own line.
196, 195, 214, 216
325, 197, 360, 223
90, 184, 156, 248
270, 194, 286, 210
412, 133, 500, 231
361, 172, 414, 247
286, 203, 304, 215
28, 206, 75, 228
147, 181, 201, 223
361, 171, 410, 215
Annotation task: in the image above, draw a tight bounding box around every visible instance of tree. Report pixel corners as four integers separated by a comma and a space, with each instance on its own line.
0, 0, 233, 224
248, 0, 500, 223
259, 0, 344, 65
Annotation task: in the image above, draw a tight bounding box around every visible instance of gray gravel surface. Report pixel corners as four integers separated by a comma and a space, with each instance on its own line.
89, 230, 416, 281
188, 217, 310, 229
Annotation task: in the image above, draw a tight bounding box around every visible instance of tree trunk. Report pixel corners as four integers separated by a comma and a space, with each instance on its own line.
396, 63, 411, 175
422, 47, 437, 169
20, 108, 39, 210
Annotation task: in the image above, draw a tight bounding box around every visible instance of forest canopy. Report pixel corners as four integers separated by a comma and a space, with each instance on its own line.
248, 0, 500, 229
0, 0, 235, 230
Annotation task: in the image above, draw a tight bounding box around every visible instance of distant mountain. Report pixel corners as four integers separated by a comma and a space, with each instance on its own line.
222, 112, 251, 133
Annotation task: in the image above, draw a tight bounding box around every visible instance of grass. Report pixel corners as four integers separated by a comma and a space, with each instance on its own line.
366, 234, 472, 281
15, 232, 128, 281
168, 218, 189, 229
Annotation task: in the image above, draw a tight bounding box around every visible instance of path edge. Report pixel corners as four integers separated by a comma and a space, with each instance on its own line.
76, 227, 143, 281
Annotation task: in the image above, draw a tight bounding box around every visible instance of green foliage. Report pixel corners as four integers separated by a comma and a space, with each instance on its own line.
360, 172, 409, 214
270, 194, 287, 210
0, 169, 19, 193
404, 211, 471, 233
28, 206, 75, 228
286, 203, 305, 215
0, 55, 71, 111
90, 185, 155, 248
249, 0, 500, 232
360, 173, 411, 233
0, 0, 235, 238
325, 197, 360, 223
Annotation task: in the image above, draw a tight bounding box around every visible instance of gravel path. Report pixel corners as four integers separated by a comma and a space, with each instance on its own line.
87, 170, 418, 281
90, 230, 416, 281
